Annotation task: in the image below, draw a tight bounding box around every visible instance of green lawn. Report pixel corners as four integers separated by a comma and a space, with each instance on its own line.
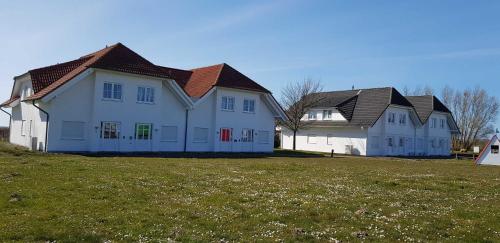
0, 143, 499, 242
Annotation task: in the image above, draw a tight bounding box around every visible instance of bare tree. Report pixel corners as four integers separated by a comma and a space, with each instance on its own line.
402, 85, 434, 96
441, 86, 499, 150
279, 79, 323, 150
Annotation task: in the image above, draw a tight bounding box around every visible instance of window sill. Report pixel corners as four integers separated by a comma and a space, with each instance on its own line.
221, 109, 235, 112
243, 111, 255, 114
160, 140, 177, 142
102, 98, 123, 102
137, 101, 155, 105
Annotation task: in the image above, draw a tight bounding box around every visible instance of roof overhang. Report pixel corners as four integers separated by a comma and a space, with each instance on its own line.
262, 93, 288, 121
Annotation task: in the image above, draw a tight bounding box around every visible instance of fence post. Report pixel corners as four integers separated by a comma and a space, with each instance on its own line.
331, 149, 334, 158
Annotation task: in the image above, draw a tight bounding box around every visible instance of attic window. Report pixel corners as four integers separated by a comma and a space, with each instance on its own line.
491, 145, 499, 154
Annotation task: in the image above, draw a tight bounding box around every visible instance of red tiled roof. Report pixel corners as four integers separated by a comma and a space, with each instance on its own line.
182, 63, 270, 98
1, 95, 20, 107
7, 43, 270, 102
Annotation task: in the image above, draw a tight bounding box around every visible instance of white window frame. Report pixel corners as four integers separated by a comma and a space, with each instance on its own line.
431, 118, 437, 128
194, 127, 209, 143
307, 134, 317, 144
21, 120, 26, 136
440, 119, 445, 129
103, 82, 123, 101
135, 123, 153, 140
221, 96, 235, 111
241, 128, 254, 142
160, 125, 178, 142
399, 114, 406, 125
388, 113, 395, 124
137, 86, 155, 104
387, 136, 394, 147
399, 137, 405, 147
101, 121, 121, 140
220, 127, 232, 142
491, 145, 499, 154
61, 121, 86, 140
258, 131, 270, 144
308, 111, 317, 120
323, 110, 332, 120
243, 99, 255, 113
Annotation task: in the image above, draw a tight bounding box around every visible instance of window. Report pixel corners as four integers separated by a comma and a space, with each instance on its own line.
101, 122, 120, 139
103, 82, 122, 100
241, 129, 254, 142
258, 131, 270, 144
220, 128, 232, 142
61, 121, 85, 140
431, 118, 437, 128
221, 96, 235, 111
194, 127, 209, 143
308, 111, 317, 120
29, 120, 32, 137
135, 123, 152, 140
327, 135, 334, 145
440, 119, 445, 129
399, 114, 406, 125
137, 86, 155, 103
243, 99, 255, 113
388, 113, 395, 124
161, 126, 177, 142
21, 120, 26, 136
307, 135, 317, 144
371, 136, 380, 149
323, 110, 332, 120
491, 145, 499, 154
399, 137, 405, 147
387, 137, 393, 147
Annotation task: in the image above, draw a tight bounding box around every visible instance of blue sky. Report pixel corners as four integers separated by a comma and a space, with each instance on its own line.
1, 0, 500, 127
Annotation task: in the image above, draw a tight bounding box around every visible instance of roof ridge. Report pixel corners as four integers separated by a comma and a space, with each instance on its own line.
213, 63, 226, 87
26, 43, 120, 100
318, 86, 392, 94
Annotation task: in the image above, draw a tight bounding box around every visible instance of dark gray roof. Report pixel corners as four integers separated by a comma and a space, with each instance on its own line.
405, 95, 452, 123
312, 87, 415, 126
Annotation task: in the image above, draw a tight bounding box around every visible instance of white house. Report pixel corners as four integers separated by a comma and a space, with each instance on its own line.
0, 43, 287, 153
475, 135, 500, 165
280, 87, 460, 156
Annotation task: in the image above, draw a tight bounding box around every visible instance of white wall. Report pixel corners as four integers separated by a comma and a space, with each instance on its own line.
9, 76, 48, 151
282, 105, 452, 157
477, 138, 500, 165
10, 70, 279, 153
282, 126, 368, 155
301, 108, 347, 121
367, 106, 418, 156
206, 87, 275, 152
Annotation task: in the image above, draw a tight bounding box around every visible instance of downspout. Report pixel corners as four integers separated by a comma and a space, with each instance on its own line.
184, 109, 189, 152
0, 107, 12, 141
32, 100, 49, 152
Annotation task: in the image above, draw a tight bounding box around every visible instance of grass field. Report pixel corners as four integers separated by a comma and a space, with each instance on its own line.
0, 142, 499, 242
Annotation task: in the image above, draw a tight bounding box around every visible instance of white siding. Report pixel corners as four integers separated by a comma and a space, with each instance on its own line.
282, 127, 368, 155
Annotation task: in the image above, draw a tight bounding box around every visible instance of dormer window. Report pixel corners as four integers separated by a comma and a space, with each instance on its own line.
323, 110, 332, 120
308, 111, 317, 120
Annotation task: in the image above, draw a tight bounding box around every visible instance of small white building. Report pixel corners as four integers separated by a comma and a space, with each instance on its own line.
475, 135, 500, 165
1, 43, 287, 153
280, 87, 460, 156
